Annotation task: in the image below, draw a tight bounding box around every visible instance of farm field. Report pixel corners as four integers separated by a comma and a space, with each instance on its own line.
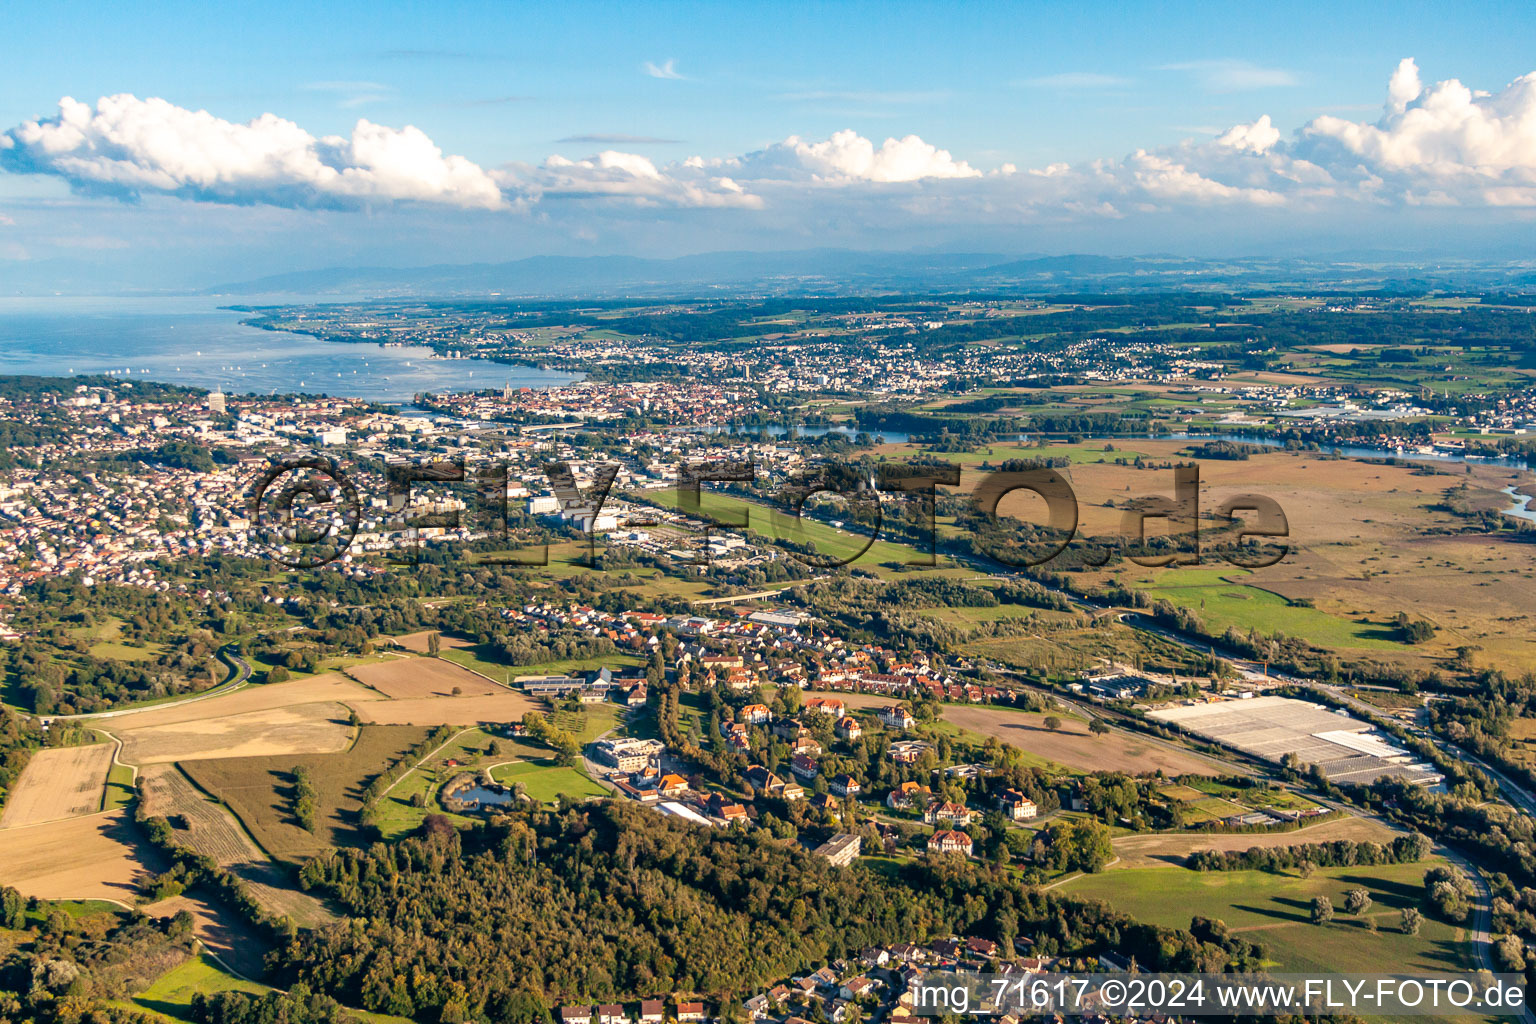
941, 704, 1222, 776
0, 809, 166, 904
1062, 859, 1474, 977
181, 724, 430, 862
345, 656, 503, 699
0, 742, 114, 826
1108, 814, 1399, 868
117, 702, 356, 764
347, 692, 537, 726
93, 674, 384, 731
138, 764, 334, 927
388, 630, 471, 654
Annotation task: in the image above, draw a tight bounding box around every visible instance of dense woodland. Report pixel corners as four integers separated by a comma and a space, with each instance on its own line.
277, 802, 1266, 1022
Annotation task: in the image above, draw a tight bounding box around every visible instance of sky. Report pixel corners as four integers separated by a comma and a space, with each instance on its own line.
3, 0, 1536, 291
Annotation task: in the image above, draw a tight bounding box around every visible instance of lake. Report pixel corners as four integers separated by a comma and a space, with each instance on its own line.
0, 297, 574, 402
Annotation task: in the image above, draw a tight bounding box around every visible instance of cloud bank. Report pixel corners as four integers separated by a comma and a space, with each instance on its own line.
5, 60, 1536, 224
0, 94, 504, 209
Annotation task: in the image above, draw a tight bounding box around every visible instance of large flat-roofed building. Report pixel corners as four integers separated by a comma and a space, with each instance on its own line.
594, 736, 666, 772
516, 673, 588, 695
813, 832, 862, 867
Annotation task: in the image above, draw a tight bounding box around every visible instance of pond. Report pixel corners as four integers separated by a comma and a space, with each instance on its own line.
451, 783, 514, 808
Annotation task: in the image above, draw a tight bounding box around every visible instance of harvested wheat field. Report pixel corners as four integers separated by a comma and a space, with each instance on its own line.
942, 704, 1222, 776
348, 692, 537, 726
139, 764, 335, 927
118, 703, 355, 764
95, 673, 384, 732
0, 743, 114, 827
0, 809, 166, 902
346, 657, 501, 699
389, 630, 471, 654
1109, 814, 1400, 869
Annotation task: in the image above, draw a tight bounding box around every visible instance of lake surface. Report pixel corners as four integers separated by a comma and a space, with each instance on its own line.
454, 784, 514, 808
0, 297, 574, 402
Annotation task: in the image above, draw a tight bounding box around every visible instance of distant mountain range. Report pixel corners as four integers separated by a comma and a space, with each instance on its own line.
203, 249, 1536, 299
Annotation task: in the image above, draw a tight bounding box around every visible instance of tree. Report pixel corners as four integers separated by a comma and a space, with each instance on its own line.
1401, 907, 1423, 935
1088, 718, 1109, 736
1311, 896, 1334, 924
1043, 715, 1063, 732
428, 632, 442, 657
1344, 888, 1372, 916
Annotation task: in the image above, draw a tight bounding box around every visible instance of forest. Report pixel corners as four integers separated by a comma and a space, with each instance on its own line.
276, 802, 1265, 1022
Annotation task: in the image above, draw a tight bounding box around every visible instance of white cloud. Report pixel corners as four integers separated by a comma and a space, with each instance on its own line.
7, 60, 1536, 227
0, 94, 504, 209
722, 129, 982, 183
1161, 59, 1299, 91
501, 150, 760, 208
642, 59, 685, 80
1298, 58, 1536, 201
1216, 115, 1281, 154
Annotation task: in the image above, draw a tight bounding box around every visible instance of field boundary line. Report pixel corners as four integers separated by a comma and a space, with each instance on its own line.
167, 762, 287, 866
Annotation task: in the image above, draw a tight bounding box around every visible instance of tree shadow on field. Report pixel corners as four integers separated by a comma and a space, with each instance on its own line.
1234, 897, 1313, 924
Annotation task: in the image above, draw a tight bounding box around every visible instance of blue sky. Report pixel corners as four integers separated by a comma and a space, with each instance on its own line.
3, 1, 1536, 290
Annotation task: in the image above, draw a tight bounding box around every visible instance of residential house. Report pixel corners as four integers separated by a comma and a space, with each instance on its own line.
927, 830, 973, 856
561, 1009, 594, 1024
790, 753, 819, 780
877, 705, 915, 730
659, 773, 689, 798
639, 1001, 665, 1024
997, 788, 1038, 820
675, 1002, 708, 1024
829, 773, 860, 798
923, 801, 973, 827
804, 696, 846, 717
741, 703, 772, 724
597, 1006, 625, 1024
839, 977, 877, 1000
744, 765, 785, 794
835, 715, 862, 741
886, 781, 931, 810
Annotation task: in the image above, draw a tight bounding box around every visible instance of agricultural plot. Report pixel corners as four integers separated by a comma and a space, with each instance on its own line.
117, 702, 355, 764
348, 692, 537, 726
138, 764, 334, 927
388, 630, 472, 654
1108, 814, 1400, 869
0, 809, 166, 903
181, 724, 429, 862
941, 703, 1222, 776
346, 656, 503, 699
96, 673, 384, 731
0, 742, 114, 827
